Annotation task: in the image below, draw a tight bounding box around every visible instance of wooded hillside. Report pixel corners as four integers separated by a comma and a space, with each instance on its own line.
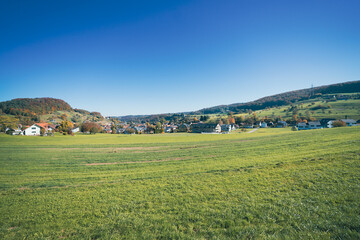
0, 98, 72, 116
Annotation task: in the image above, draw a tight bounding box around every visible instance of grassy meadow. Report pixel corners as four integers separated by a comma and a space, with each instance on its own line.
0, 127, 360, 239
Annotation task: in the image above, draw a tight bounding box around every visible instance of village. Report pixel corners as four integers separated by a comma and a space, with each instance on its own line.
3, 117, 359, 136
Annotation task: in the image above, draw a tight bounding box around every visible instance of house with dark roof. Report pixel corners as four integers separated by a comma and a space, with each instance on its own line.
191, 123, 221, 133
221, 124, 235, 132
308, 121, 322, 129
341, 119, 357, 126
276, 121, 287, 128
320, 118, 335, 128
297, 122, 308, 130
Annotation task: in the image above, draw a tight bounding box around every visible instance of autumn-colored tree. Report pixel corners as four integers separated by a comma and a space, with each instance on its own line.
40, 128, 46, 136
125, 128, 135, 134
81, 122, 101, 134
67, 128, 74, 136
90, 126, 99, 134
111, 125, 116, 134
292, 114, 297, 121
58, 120, 74, 132
155, 122, 164, 134
228, 117, 235, 124
60, 114, 67, 120
332, 120, 346, 127
0, 115, 19, 132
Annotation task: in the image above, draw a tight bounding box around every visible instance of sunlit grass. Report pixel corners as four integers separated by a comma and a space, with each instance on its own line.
0, 127, 359, 239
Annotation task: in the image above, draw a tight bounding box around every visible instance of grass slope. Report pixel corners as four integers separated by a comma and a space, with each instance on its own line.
254, 98, 360, 120
0, 127, 359, 239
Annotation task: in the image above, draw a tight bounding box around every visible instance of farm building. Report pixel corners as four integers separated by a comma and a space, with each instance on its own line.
191, 123, 221, 133
341, 119, 357, 126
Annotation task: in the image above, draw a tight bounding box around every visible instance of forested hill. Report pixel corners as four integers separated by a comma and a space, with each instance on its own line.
0, 98, 72, 116
192, 80, 360, 114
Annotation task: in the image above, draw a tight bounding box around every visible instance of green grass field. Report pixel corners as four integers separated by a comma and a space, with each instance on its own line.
1, 127, 359, 239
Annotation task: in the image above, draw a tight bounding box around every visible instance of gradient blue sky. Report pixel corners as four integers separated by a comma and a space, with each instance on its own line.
1, 0, 359, 116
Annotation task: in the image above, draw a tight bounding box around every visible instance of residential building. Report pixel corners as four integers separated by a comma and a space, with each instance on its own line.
260, 122, 268, 128
276, 121, 288, 128
308, 121, 322, 129
191, 123, 221, 133
72, 127, 80, 133
341, 119, 357, 126
221, 124, 236, 132
24, 124, 41, 136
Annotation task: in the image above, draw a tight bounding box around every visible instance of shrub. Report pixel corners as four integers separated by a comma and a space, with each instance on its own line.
332, 120, 346, 127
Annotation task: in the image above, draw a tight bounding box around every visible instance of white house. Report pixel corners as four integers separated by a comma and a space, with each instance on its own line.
24, 124, 41, 136
12, 128, 23, 135
72, 127, 80, 133
327, 120, 335, 128
191, 123, 221, 133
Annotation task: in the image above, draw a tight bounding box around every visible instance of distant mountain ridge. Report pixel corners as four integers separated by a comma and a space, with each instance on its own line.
191, 80, 360, 114
116, 80, 360, 121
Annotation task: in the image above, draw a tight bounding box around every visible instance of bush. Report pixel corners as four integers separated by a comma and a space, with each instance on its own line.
332, 120, 346, 127
291, 126, 298, 131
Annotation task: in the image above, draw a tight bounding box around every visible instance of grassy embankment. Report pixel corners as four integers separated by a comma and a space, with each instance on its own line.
0, 127, 359, 239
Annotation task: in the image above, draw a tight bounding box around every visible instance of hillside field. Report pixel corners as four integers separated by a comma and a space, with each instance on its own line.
254, 98, 360, 120
0, 127, 359, 239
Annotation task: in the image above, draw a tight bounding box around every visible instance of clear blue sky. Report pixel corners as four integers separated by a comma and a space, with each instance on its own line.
1, 0, 359, 116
